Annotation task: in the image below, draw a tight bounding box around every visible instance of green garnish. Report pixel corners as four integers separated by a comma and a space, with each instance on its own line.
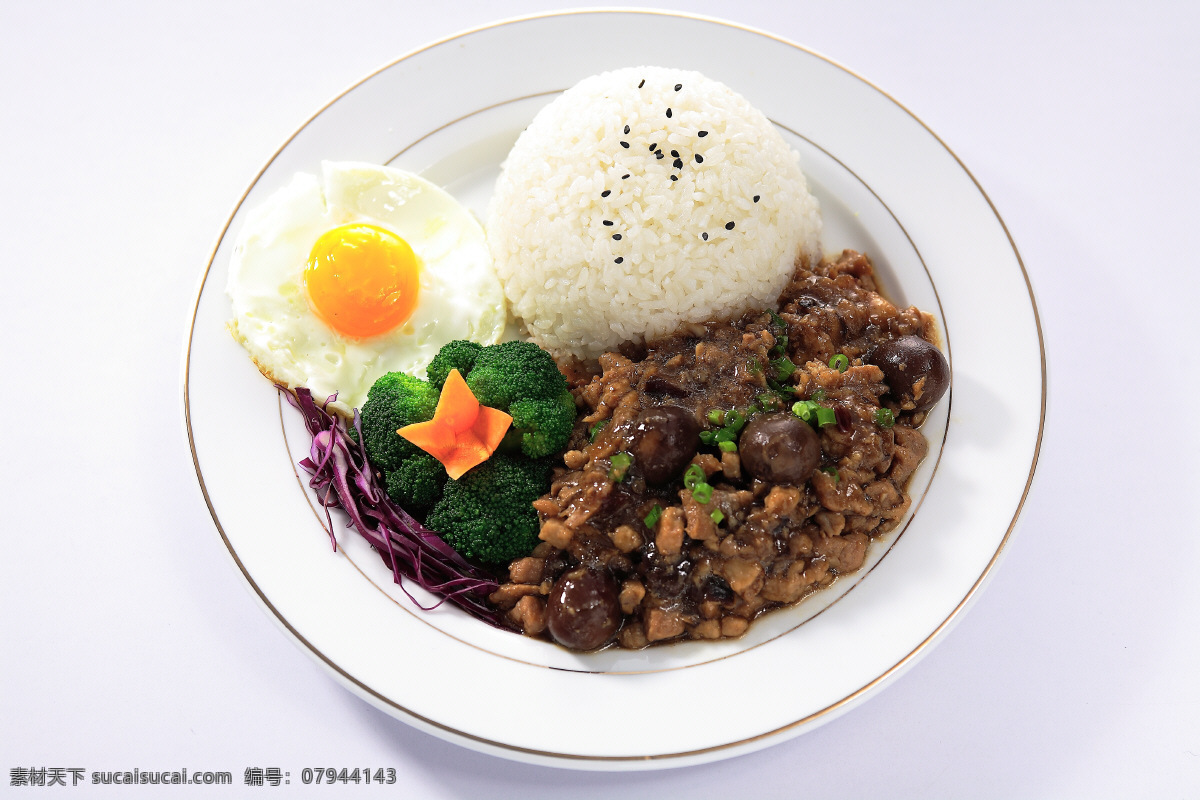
771, 357, 797, 380
756, 392, 781, 410
692, 483, 714, 504
792, 400, 819, 423
810, 389, 827, 402
829, 353, 850, 372
683, 463, 706, 490
643, 504, 663, 529
821, 466, 840, 483
609, 452, 633, 481
701, 408, 749, 451
588, 419, 608, 442
815, 406, 837, 427
766, 311, 790, 355
709, 508, 725, 525
793, 400, 836, 427
875, 408, 896, 428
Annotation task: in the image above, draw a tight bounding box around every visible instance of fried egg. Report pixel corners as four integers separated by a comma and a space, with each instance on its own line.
226, 161, 506, 413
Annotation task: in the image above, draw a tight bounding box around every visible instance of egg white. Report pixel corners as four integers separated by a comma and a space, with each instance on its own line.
226, 161, 506, 413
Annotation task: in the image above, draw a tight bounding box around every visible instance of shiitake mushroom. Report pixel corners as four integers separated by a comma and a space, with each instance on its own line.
546, 567, 621, 651
738, 413, 821, 485
869, 336, 950, 412
631, 405, 700, 485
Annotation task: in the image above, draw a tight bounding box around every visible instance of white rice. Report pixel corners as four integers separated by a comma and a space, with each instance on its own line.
486, 66, 822, 360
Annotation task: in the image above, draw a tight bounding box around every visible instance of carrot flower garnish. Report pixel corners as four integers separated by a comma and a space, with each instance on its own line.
397, 369, 512, 479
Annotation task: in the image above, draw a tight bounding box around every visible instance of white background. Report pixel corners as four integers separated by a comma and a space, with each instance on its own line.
3, 1, 1198, 797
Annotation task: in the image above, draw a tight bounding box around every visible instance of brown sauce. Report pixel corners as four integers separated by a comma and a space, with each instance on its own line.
490, 250, 947, 649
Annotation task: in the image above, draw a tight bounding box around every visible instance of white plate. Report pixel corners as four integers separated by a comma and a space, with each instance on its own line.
184, 10, 1044, 770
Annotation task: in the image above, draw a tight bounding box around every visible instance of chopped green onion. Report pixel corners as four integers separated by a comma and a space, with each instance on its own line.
821, 466, 840, 483
706, 408, 726, 425
792, 400, 817, 422
643, 504, 663, 529
609, 452, 633, 481
718, 440, 738, 453
795, 400, 837, 428
767, 310, 787, 333
875, 408, 896, 428
725, 410, 746, 432
683, 463, 706, 490
773, 334, 789, 354
709, 508, 725, 525
699, 430, 717, 445
810, 389, 827, 402
756, 392, 780, 410
588, 420, 608, 442
714, 427, 737, 443
771, 357, 797, 380
829, 353, 849, 372
692, 482, 714, 504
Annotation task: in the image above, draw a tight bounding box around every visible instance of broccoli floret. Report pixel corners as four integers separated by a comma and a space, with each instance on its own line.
362, 341, 573, 532
507, 389, 578, 459
454, 340, 574, 459
384, 452, 447, 512
426, 339, 483, 389
360, 372, 438, 471
465, 340, 568, 408
424, 454, 552, 564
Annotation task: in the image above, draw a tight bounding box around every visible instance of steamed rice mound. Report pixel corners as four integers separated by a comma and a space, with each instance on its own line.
487, 66, 822, 360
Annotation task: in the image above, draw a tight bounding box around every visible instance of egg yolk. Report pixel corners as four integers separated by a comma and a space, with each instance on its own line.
304, 223, 419, 339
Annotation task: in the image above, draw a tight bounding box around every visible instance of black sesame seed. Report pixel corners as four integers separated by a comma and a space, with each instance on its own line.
674, 83, 682, 91
622, 174, 630, 179
624, 125, 630, 134
673, 158, 683, 169
702, 232, 709, 241
753, 195, 760, 203
695, 154, 704, 164
698, 130, 708, 137
656, 151, 664, 159
666, 108, 672, 118
613, 233, 622, 240
620, 141, 629, 149
670, 149, 679, 157
649, 143, 657, 151
603, 220, 614, 226
601, 190, 611, 197
638, 79, 645, 88
670, 175, 678, 182
725, 221, 735, 230
615, 257, 624, 263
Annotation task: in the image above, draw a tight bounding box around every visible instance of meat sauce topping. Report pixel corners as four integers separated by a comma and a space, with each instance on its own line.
490, 250, 949, 649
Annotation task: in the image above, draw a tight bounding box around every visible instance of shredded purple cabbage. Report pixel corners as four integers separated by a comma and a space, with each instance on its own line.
281, 386, 508, 629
